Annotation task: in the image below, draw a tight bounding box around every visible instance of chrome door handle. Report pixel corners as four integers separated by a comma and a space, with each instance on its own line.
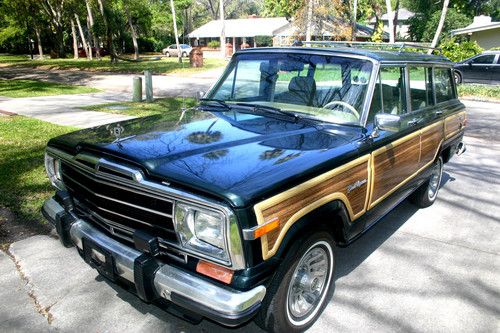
408, 119, 420, 126
436, 110, 443, 116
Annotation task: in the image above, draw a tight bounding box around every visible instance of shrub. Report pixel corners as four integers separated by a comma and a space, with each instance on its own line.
207, 40, 220, 49
255, 35, 273, 47
439, 37, 483, 62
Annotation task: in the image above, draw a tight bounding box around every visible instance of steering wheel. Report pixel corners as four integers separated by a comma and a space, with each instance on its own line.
322, 101, 360, 119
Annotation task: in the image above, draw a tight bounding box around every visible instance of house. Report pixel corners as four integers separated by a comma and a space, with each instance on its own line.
451, 16, 500, 50
272, 20, 389, 46
187, 17, 289, 51
369, 8, 415, 40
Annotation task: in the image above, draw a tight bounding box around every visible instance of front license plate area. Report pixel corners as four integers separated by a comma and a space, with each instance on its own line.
83, 238, 116, 281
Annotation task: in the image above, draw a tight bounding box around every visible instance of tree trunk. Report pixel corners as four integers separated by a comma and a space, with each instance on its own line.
75, 14, 90, 59
125, 7, 139, 60
170, 0, 182, 63
70, 19, 79, 59
428, 0, 449, 54
86, 0, 101, 59
219, 0, 225, 57
97, 0, 116, 63
385, 0, 395, 43
352, 0, 358, 41
392, 0, 400, 41
34, 26, 44, 58
305, 0, 314, 42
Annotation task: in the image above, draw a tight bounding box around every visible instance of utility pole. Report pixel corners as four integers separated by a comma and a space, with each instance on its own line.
305, 0, 313, 42
219, 0, 225, 58
170, 0, 182, 63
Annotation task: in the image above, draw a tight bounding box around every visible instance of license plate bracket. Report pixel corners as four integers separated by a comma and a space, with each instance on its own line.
82, 238, 116, 281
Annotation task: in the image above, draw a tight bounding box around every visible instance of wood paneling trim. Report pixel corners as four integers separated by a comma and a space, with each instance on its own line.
254, 155, 371, 260
369, 121, 444, 209
444, 111, 466, 139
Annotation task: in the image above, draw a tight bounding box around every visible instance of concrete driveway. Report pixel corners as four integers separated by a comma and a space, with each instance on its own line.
0, 100, 499, 332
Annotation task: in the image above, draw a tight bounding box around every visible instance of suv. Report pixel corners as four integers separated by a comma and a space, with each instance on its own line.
42, 45, 466, 332
453, 51, 500, 84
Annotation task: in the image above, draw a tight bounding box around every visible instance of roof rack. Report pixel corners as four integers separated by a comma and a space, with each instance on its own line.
294, 41, 442, 55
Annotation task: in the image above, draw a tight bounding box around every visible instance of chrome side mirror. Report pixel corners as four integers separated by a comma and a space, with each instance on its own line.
372, 113, 401, 138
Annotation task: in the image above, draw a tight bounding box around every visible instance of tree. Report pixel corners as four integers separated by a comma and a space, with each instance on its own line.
263, 0, 302, 18
428, 0, 449, 54
41, 0, 66, 57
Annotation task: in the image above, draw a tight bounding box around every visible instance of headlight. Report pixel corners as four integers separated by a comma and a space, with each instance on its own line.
44, 152, 65, 190
174, 203, 229, 263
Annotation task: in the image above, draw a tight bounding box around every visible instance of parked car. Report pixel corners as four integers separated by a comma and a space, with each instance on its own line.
42, 45, 466, 332
453, 51, 500, 84
162, 44, 192, 57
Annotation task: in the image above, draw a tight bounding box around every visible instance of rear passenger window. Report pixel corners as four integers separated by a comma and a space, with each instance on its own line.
368, 67, 406, 122
434, 68, 455, 103
409, 67, 433, 111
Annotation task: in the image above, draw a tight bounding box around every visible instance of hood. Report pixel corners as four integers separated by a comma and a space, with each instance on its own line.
49, 108, 363, 207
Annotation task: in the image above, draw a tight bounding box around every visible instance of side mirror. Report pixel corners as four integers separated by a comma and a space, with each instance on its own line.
374, 113, 401, 133
195, 91, 205, 102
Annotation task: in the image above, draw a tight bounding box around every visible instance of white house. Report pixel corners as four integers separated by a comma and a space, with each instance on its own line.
451, 16, 500, 50
369, 8, 415, 40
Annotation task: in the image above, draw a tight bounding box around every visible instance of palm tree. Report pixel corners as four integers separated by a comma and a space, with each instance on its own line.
428, 0, 450, 54
385, 0, 395, 43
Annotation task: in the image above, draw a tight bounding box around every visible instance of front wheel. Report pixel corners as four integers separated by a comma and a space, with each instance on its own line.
410, 157, 443, 208
254, 232, 336, 332
454, 71, 462, 85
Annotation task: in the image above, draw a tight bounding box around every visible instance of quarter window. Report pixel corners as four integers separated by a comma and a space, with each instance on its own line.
434, 68, 455, 103
409, 67, 433, 111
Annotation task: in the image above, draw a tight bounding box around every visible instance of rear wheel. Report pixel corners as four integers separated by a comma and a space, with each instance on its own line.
182, 52, 188, 57
410, 157, 443, 208
454, 71, 462, 84
254, 231, 335, 333
165, 51, 170, 57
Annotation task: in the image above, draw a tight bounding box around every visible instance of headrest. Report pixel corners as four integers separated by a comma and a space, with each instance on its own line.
288, 76, 316, 92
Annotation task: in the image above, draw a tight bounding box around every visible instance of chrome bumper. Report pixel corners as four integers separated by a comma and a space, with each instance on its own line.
42, 197, 266, 325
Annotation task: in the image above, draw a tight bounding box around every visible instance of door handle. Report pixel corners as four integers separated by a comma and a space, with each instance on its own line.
436, 110, 443, 116
408, 118, 420, 126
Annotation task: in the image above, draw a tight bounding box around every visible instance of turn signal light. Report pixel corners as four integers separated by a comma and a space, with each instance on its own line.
254, 217, 280, 239
196, 260, 234, 284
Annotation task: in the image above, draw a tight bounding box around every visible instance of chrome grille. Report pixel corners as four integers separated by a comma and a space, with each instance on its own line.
61, 161, 178, 243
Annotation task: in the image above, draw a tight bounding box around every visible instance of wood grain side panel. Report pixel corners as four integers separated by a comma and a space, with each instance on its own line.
420, 121, 443, 167
254, 155, 370, 259
370, 135, 420, 206
445, 111, 466, 139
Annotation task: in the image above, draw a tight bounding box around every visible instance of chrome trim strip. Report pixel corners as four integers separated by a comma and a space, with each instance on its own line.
46, 147, 246, 270
64, 173, 173, 219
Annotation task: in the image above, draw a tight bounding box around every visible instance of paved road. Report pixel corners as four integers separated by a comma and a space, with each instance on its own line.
0, 67, 221, 127
0, 100, 499, 332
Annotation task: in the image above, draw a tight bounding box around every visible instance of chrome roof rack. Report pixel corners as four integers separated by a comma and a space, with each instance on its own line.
294, 41, 442, 55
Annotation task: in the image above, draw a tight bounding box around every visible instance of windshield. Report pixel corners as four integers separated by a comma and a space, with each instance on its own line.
207, 52, 373, 124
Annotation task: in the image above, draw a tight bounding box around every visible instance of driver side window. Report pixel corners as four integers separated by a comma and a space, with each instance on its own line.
367, 66, 407, 123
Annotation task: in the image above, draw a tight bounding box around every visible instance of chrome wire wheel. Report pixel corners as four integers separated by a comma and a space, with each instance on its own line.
286, 240, 333, 326
428, 158, 443, 201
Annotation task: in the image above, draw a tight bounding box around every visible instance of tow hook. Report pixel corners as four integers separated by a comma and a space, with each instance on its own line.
456, 142, 466, 156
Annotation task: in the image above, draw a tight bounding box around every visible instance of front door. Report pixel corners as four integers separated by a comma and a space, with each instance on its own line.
365, 66, 421, 209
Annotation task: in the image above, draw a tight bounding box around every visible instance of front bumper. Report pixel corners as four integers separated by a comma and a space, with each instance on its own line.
42, 197, 266, 327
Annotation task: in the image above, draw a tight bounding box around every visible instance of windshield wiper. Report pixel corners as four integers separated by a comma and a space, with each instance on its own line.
198, 98, 231, 110
232, 102, 298, 121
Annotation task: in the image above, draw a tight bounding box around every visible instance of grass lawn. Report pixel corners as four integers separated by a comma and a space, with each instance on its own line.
458, 84, 500, 101
0, 116, 74, 224
0, 79, 100, 98
0, 54, 226, 75
83, 97, 196, 117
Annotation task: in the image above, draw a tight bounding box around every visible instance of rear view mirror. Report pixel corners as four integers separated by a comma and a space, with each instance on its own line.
375, 113, 401, 132
195, 91, 205, 102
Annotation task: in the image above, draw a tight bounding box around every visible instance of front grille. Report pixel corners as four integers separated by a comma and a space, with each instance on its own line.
61, 161, 178, 243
